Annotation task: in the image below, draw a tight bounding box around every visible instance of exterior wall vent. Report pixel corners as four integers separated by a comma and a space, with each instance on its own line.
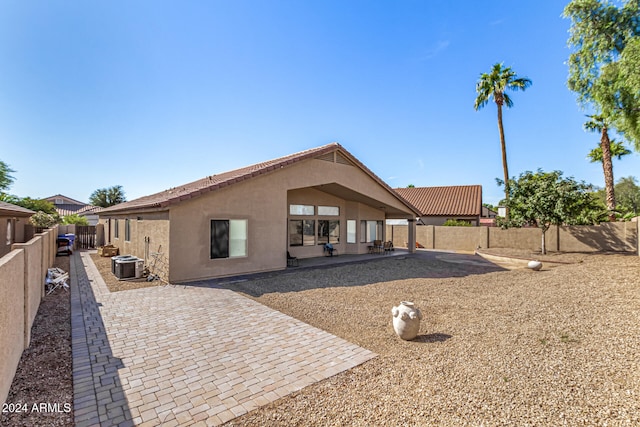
335, 152, 354, 166
316, 152, 335, 163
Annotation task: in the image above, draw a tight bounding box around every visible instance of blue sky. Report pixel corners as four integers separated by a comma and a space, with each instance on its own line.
1, 1, 638, 207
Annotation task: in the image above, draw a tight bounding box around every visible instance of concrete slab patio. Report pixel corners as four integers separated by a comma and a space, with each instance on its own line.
70, 251, 376, 426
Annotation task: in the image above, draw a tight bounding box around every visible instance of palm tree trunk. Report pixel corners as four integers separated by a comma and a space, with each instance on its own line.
497, 103, 510, 221
600, 127, 616, 222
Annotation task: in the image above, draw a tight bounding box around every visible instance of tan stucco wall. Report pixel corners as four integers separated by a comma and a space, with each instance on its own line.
559, 222, 637, 252
12, 236, 44, 348
169, 175, 288, 282
0, 217, 10, 258
488, 226, 556, 251
100, 212, 170, 262
389, 222, 637, 253
0, 249, 25, 406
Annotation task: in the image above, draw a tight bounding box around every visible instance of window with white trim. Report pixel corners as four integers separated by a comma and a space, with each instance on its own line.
211, 219, 247, 259
347, 220, 356, 244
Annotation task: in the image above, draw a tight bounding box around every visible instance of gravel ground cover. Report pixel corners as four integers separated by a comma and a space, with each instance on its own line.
1, 255, 73, 427
222, 252, 640, 426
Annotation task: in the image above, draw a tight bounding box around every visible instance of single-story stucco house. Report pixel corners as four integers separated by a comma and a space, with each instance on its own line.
99, 143, 420, 283
0, 201, 35, 258
394, 185, 482, 226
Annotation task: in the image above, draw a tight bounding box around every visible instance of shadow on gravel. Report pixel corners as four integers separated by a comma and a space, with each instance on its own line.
188, 252, 506, 297
412, 333, 452, 344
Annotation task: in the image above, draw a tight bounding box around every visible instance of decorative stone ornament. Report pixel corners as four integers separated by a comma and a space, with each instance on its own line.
392, 301, 423, 340
527, 260, 543, 271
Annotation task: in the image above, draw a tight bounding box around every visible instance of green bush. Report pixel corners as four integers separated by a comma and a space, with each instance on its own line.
442, 219, 472, 227
62, 214, 89, 226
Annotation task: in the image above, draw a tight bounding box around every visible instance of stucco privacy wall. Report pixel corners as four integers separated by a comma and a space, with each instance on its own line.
0, 249, 25, 406
12, 235, 44, 348
388, 222, 638, 253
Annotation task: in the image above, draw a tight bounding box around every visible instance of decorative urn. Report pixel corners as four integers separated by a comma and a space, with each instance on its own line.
391, 301, 423, 340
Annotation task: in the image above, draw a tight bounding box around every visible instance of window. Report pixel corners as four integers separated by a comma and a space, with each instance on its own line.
6, 220, 12, 246
289, 205, 314, 215
114, 220, 119, 239
289, 219, 315, 246
318, 206, 339, 216
360, 220, 383, 242
347, 220, 356, 244
125, 219, 131, 241
211, 219, 247, 259
318, 220, 340, 244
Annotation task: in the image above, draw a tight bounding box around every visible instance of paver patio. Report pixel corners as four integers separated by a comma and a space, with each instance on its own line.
70, 251, 376, 426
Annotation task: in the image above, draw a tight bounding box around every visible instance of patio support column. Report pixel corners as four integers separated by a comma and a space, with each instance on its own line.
407, 219, 416, 254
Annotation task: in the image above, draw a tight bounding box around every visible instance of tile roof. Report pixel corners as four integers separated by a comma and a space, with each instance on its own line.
0, 201, 36, 216
44, 194, 86, 206
101, 143, 421, 215
55, 204, 103, 217
394, 185, 482, 217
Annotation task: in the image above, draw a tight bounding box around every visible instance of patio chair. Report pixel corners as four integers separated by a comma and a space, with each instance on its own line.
383, 241, 394, 255
323, 244, 339, 257
373, 240, 383, 254
287, 251, 299, 267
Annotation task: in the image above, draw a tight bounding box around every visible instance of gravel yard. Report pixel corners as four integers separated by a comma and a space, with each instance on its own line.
221, 252, 640, 426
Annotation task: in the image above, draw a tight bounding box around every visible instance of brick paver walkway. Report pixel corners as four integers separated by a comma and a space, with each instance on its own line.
70, 251, 376, 426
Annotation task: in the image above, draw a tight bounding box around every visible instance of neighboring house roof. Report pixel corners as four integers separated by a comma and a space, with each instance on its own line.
394, 185, 482, 217
101, 142, 421, 216
44, 194, 86, 206
56, 204, 103, 217
0, 201, 36, 216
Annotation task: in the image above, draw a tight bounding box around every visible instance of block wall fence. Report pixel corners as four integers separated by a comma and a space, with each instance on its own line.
0, 227, 57, 405
387, 219, 639, 254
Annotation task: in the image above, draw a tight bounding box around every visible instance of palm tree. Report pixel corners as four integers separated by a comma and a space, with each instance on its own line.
587, 139, 631, 163
474, 63, 532, 220
584, 115, 619, 221
89, 185, 126, 207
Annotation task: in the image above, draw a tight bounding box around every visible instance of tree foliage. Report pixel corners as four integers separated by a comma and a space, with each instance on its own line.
14, 197, 57, 214
442, 219, 472, 227
595, 176, 640, 216
587, 139, 632, 162
499, 170, 602, 254
564, 0, 640, 148
29, 211, 61, 228
89, 185, 126, 207
0, 160, 15, 193
62, 214, 89, 226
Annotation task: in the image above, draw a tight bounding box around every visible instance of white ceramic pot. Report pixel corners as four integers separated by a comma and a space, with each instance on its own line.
527, 260, 542, 271
392, 301, 423, 340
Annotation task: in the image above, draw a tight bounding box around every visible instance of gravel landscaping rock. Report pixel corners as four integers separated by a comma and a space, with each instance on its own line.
223, 253, 640, 426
